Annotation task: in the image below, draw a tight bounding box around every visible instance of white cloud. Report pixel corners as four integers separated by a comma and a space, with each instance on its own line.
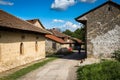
51, 0, 76, 10
79, 0, 96, 3
51, 19, 82, 31
53, 19, 64, 23
55, 21, 80, 31
0, 0, 14, 6
63, 21, 80, 29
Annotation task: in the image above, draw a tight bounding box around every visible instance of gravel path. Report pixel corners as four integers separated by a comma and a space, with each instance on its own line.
18, 53, 100, 80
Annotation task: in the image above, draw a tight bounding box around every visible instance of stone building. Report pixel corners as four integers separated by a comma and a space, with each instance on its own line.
75, 1, 120, 57
26, 20, 74, 54
45, 34, 65, 54
45, 28, 74, 54
0, 10, 50, 72
49, 28, 73, 48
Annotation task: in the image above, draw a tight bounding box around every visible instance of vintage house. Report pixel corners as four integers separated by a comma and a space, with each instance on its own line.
49, 28, 73, 48
45, 34, 65, 54
26, 20, 74, 54
0, 10, 50, 72
75, 0, 120, 57
45, 28, 74, 54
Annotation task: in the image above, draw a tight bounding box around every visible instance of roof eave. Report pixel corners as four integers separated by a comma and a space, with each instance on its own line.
0, 25, 49, 35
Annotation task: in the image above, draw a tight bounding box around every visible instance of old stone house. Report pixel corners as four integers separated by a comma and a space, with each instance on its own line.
0, 10, 50, 72
75, 1, 120, 57
50, 28, 73, 48
45, 34, 65, 54
45, 28, 74, 54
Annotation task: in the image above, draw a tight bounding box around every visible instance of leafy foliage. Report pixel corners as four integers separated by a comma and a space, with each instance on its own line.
112, 50, 120, 62
63, 27, 85, 41
77, 60, 120, 80
63, 29, 73, 36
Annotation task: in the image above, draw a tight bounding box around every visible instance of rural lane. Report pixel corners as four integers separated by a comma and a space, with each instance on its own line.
18, 53, 80, 80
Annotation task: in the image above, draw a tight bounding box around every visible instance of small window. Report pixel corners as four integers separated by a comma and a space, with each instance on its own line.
21, 35, 25, 39
35, 41, 38, 52
108, 6, 112, 11
20, 43, 24, 55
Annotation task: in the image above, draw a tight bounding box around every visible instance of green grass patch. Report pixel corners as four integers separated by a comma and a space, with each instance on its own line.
77, 60, 120, 80
0, 57, 57, 80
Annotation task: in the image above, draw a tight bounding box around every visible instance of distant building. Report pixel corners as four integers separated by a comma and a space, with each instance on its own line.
0, 10, 50, 72
45, 28, 74, 54
45, 34, 65, 54
50, 28, 73, 48
75, 1, 120, 57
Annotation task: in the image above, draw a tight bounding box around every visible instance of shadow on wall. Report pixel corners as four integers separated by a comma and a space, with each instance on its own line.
56, 47, 73, 56
57, 47, 70, 53
46, 47, 73, 56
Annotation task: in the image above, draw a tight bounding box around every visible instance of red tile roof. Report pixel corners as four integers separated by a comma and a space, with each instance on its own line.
45, 34, 65, 44
47, 29, 75, 44
49, 29, 69, 38
0, 10, 50, 34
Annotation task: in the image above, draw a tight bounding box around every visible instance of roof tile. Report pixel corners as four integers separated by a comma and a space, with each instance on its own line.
0, 10, 50, 34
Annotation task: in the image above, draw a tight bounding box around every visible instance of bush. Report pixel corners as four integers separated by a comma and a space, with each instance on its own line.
77, 60, 120, 80
112, 50, 120, 62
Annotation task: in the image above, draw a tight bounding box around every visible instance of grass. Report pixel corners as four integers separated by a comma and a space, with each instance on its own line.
77, 60, 120, 80
0, 57, 57, 80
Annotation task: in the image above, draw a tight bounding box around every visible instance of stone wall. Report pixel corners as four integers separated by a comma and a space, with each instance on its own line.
45, 39, 61, 54
0, 30, 45, 72
77, 3, 120, 57
45, 39, 70, 55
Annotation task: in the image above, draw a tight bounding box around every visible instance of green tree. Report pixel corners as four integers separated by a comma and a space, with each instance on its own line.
73, 27, 85, 41
62, 27, 85, 41
63, 29, 73, 36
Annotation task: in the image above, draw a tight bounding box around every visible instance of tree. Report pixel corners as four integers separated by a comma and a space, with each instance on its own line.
63, 29, 73, 36
62, 27, 85, 41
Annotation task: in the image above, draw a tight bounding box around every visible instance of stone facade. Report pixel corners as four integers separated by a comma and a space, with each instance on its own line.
45, 29, 73, 54
45, 39, 61, 54
76, 1, 120, 57
0, 30, 45, 72
45, 39, 70, 54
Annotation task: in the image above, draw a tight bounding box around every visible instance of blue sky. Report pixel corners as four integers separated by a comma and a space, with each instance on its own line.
0, 0, 120, 31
